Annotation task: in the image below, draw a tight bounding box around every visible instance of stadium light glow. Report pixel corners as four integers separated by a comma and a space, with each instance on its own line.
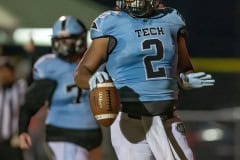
201, 128, 224, 141
13, 28, 92, 47
13, 28, 52, 46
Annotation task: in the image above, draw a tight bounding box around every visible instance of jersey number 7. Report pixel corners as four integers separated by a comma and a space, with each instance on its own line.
66, 84, 82, 103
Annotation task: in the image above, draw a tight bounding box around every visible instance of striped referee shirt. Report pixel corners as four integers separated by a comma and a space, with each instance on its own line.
0, 79, 26, 141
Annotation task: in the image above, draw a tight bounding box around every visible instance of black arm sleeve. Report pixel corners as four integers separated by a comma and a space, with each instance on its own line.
19, 79, 57, 134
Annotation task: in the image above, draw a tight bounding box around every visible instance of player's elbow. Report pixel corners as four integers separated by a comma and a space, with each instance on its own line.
74, 70, 83, 88
74, 68, 90, 89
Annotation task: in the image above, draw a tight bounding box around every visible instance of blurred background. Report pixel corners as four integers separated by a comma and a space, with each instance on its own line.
0, 0, 239, 159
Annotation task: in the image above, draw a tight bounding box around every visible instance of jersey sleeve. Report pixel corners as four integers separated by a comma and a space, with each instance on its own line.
90, 11, 119, 39
33, 55, 53, 80
33, 62, 47, 80
168, 8, 187, 39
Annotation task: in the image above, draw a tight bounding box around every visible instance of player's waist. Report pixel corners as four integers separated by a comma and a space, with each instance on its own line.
121, 100, 176, 119
115, 80, 178, 94
46, 125, 102, 150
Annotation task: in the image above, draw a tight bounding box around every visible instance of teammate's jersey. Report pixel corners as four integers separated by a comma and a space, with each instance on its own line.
91, 8, 185, 102
33, 54, 98, 129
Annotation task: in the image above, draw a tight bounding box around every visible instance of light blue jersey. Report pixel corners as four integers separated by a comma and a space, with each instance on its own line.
91, 8, 185, 102
33, 54, 98, 129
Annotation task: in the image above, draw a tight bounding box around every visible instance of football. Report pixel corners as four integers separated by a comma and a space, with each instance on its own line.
89, 80, 120, 127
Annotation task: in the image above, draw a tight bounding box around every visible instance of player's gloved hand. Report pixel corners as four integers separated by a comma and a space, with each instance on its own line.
89, 71, 110, 90
180, 72, 215, 89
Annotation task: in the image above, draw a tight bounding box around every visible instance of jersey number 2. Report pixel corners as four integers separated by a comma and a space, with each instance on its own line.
143, 39, 166, 79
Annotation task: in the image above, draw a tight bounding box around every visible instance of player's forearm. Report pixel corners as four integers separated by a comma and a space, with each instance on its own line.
74, 38, 109, 89
74, 64, 92, 89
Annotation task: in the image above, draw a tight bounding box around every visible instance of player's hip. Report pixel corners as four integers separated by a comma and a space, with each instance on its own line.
121, 100, 176, 119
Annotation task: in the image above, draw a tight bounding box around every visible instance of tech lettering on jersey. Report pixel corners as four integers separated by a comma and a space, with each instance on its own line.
135, 27, 164, 38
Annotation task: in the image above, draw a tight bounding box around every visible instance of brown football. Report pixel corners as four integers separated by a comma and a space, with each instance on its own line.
89, 80, 120, 127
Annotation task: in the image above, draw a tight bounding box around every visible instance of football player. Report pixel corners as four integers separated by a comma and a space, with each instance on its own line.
18, 16, 102, 160
74, 0, 215, 160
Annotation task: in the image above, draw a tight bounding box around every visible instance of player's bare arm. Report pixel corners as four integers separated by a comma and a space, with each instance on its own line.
74, 37, 109, 89
177, 36, 194, 74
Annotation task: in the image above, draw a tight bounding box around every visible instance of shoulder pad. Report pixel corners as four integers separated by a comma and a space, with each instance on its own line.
158, 7, 186, 26
169, 8, 186, 24
90, 11, 121, 39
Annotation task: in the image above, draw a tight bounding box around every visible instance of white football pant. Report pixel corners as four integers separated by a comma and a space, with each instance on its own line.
48, 141, 88, 160
111, 112, 194, 160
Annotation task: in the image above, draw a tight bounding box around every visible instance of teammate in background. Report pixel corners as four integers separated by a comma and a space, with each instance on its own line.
18, 16, 102, 160
74, 0, 215, 160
